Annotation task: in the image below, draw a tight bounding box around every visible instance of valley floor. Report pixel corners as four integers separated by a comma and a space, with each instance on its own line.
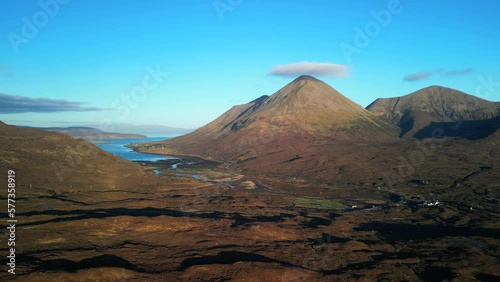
1, 160, 499, 281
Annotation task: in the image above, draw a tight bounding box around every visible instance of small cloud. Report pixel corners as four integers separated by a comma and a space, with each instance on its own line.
444, 68, 473, 76
403, 72, 432, 82
403, 67, 473, 82
434, 68, 445, 74
0, 93, 109, 114
270, 62, 350, 78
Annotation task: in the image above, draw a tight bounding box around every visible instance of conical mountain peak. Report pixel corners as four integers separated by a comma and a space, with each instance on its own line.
292, 74, 322, 82
149, 76, 398, 162
134, 76, 399, 181
264, 75, 369, 118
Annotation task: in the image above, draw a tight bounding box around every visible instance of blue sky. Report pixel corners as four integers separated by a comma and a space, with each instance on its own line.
1, 0, 499, 131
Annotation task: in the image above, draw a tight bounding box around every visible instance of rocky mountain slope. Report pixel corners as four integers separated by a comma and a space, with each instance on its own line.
135, 75, 400, 182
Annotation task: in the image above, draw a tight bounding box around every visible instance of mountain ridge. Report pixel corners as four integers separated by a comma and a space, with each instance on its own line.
366, 85, 500, 138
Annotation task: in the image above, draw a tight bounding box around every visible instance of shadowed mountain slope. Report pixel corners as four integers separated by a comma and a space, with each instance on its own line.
413, 116, 500, 140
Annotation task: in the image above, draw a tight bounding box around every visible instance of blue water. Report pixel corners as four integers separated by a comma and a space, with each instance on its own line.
95, 137, 177, 161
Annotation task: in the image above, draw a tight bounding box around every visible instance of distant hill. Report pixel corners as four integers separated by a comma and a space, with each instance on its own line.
0, 121, 161, 194
38, 126, 146, 139
84, 123, 194, 136
135, 75, 400, 183
366, 86, 500, 139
